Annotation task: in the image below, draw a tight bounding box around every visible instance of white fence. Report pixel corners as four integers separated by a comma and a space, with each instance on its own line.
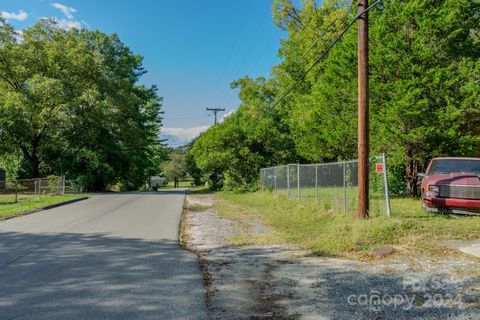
260, 154, 391, 216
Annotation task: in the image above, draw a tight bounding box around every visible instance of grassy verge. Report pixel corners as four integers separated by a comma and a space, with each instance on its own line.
212, 191, 480, 260
0, 194, 87, 219
187, 185, 210, 194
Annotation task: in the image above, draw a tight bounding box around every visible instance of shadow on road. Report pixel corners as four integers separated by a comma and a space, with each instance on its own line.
93, 189, 187, 196
0, 231, 206, 320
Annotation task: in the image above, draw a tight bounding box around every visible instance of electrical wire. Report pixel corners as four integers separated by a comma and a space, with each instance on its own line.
251, 0, 382, 128
293, 0, 356, 70
223, 0, 357, 116
208, 3, 249, 107
215, 12, 265, 109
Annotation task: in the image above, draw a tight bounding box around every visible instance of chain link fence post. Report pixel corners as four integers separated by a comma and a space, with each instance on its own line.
263, 168, 266, 191
260, 168, 263, 191
36, 178, 41, 199
14, 180, 18, 203
297, 163, 300, 200
382, 153, 391, 217
343, 162, 347, 213
287, 164, 290, 199
274, 167, 277, 192
315, 164, 318, 204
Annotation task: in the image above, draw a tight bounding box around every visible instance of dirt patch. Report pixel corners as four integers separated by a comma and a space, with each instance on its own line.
182, 194, 480, 320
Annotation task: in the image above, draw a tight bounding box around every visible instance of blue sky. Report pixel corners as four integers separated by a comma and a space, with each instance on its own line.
1, 0, 285, 146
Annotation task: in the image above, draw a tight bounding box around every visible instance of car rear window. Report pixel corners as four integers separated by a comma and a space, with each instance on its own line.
428, 159, 480, 175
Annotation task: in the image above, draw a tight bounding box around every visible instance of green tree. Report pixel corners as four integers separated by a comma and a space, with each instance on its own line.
163, 152, 187, 188
369, 0, 480, 194
188, 0, 480, 195
0, 19, 165, 190
185, 140, 203, 186
191, 76, 299, 191
0, 152, 22, 180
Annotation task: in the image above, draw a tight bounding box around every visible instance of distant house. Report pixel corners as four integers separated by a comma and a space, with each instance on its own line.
0, 168, 5, 189
150, 176, 167, 190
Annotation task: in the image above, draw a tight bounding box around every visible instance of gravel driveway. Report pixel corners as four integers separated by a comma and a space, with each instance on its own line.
183, 194, 480, 320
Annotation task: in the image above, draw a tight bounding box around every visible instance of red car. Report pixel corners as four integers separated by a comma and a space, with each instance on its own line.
421, 157, 480, 215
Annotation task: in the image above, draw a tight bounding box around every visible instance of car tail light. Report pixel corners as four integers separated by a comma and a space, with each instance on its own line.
426, 185, 439, 198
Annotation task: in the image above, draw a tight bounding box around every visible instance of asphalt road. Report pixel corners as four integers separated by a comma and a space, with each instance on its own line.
0, 191, 208, 320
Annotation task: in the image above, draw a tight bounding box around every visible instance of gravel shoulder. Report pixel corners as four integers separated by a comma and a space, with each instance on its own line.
182, 194, 480, 320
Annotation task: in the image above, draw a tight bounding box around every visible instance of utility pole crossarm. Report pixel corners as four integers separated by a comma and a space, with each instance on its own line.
206, 107, 226, 125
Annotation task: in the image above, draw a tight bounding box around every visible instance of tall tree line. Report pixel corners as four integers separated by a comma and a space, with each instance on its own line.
0, 19, 165, 190
190, 0, 480, 194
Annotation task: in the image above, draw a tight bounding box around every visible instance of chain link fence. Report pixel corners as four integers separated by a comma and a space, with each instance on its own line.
0, 176, 84, 203
64, 179, 86, 194
260, 154, 391, 216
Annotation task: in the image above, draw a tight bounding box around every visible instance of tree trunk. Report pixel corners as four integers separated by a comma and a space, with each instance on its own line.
405, 158, 419, 196
20, 129, 44, 178
21, 146, 41, 178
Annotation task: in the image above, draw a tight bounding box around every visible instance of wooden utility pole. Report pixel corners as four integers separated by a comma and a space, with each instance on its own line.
206, 107, 225, 125
357, 0, 369, 218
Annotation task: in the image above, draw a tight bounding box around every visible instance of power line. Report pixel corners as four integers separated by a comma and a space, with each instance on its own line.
224, 2, 356, 111
217, 11, 265, 107
232, 16, 264, 81
221, 36, 277, 111
208, 3, 249, 106
293, 0, 356, 66
251, 0, 381, 128
246, 37, 277, 78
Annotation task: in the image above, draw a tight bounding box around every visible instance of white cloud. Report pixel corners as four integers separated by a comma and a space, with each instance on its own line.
221, 109, 235, 122
1, 10, 28, 21
43, 3, 82, 30
56, 18, 80, 29
14, 29, 24, 42
162, 126, 210, 140
39, 16, 81, 30
52, 3, 77, 19
161, 126, 210, 146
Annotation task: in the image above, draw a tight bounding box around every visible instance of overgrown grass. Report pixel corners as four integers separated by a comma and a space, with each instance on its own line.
270, 186, 389, 216
187, 185, 211, 194
0, 194, 87, 219
213, 191, 480, 260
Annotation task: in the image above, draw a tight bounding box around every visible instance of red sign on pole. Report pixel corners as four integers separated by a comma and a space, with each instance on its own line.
376, 163, 383, 173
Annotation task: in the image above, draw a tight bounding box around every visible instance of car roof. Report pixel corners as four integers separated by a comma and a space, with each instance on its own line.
431, 157, 480, 161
